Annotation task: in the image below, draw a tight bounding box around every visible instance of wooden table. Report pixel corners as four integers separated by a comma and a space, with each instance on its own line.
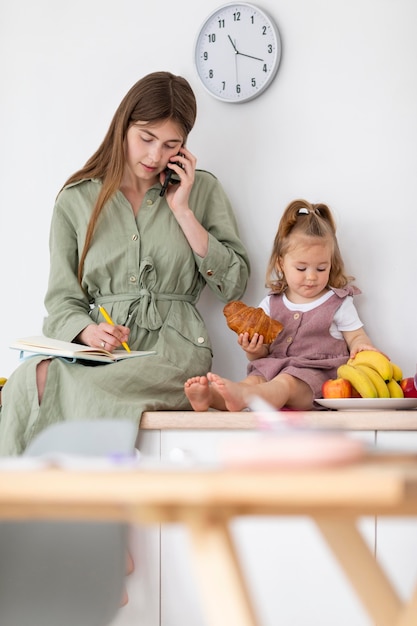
1, 456, 417, 626
141, 409, 417, 431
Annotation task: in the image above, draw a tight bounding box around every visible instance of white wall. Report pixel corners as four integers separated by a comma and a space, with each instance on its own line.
1, 0, 416, 384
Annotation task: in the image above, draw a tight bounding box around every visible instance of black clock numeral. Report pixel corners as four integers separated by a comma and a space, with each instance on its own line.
221, 81, 226, 91
236, 84, 241, 94
262, 64, 267, 73
233, 11, 241, 22
262, 25, 267, 35
217, 18, 225, 28
203, 52, 208, 61
209, 69, 214, 78
268, 44, 272, 54
208, 33, 216, 43
251, 78, 256, 87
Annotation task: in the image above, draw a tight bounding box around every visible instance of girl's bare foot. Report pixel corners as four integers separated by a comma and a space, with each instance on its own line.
184, 376, 211, 411
207, 372, 248, 412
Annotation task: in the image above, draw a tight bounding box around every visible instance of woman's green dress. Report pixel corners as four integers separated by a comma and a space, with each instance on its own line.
0, 171, 249, 454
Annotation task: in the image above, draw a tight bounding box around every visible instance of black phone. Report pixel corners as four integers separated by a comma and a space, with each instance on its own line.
159, 167, 175, 197
159, 152, 183, 197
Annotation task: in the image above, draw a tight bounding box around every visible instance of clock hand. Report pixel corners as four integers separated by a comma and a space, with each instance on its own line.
227, 34, 239, 84
227, 34, 239, 54
227, 35, 263, 62
236, 51, 264, 62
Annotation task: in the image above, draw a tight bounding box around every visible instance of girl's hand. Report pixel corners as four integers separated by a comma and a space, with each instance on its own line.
77, 323, 130, 353
238, 332, 269, 360
164, 146, 196, 214
349, 344, 379, 359
344, 329, 382, 360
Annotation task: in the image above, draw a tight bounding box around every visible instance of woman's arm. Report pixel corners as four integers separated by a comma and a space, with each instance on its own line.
186, 170, 250, 302
43, 193, 94, 342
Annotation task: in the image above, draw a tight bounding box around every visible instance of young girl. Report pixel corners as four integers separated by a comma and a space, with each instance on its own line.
184, 199, 379, 412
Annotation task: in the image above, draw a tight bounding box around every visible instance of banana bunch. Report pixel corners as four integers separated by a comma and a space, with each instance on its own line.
337, 351, 404, 399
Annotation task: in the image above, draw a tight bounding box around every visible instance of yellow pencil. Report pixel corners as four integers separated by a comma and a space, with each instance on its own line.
98, 305, 131, 353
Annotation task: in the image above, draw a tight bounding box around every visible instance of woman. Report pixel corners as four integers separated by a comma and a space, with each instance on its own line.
0, 71, 249, 455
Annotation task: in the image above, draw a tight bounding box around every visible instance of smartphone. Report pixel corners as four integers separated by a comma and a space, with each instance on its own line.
159, 152, 183, 197
159, 167, 175, 197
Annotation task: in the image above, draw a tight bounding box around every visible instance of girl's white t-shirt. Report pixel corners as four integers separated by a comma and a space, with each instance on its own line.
258, 290, 363, 340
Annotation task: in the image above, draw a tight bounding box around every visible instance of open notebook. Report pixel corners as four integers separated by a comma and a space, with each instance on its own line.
10, 335, 156, 364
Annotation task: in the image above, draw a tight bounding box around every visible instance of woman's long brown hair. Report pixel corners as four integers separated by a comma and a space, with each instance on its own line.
60, 72, 197, 284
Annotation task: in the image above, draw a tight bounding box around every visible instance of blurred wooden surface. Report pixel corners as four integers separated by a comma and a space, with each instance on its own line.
2, 455, 417, 626
141, 409, 417, 430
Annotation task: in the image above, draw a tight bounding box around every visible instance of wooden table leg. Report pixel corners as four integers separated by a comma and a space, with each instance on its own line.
186, 515, 259, 626
395, 584, 417, 626
315, 517, 402, 626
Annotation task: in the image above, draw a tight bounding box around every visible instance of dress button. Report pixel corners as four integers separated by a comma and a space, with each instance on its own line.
197, 337, 205, 344
132, 234, 138, 241
129, 275, 137, 283
146, 199, 153, 206
206, 270, 213, 276
286, 336, 293, 343
294, 313, 300, 320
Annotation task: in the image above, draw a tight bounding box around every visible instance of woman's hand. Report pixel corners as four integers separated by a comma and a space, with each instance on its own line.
76, 323, 130, 353
163, 146, 209, 258
164, 145, 196, 213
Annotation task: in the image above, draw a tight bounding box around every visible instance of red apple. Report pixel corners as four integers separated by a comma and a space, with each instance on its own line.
322, 378, 353, 399
399, 377, 417, 398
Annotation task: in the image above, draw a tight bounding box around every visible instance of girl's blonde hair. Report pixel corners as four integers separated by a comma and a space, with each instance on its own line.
60, 72, 197, 285
265, 199, 354, 293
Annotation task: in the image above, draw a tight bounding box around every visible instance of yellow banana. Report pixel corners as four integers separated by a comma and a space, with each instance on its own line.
386, 379, 404, 398
0, 377, 7, 387
337, 363, 378, 398
353, 364, 390, 398
391, 362, 403, 383
349, 351, 393, 382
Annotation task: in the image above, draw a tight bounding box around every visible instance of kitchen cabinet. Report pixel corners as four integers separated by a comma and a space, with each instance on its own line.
374, 431, 417, 602
159, 428, 375, 626
111, 429, 160, 626
112, 411, 417, 626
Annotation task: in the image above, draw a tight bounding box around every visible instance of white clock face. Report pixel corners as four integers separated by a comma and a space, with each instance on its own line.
194, 3, 281, 103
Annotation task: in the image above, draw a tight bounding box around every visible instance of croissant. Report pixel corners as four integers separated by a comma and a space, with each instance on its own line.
223, 301, 284, 344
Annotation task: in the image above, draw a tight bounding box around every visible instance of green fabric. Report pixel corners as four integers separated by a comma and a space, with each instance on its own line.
0, 171, 249, 455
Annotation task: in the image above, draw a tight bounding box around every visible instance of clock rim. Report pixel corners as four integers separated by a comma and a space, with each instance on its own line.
194, 2, 282, 104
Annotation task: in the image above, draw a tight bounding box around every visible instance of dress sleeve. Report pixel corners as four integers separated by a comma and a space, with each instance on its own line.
333, 296, 364, 332
257, 295, 270, 315
42, 188, 94, 341
191, 171, 250, 302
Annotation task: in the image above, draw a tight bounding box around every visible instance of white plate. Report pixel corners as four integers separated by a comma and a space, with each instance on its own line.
315, 398, 417, 411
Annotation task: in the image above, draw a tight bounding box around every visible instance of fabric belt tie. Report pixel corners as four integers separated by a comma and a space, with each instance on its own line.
94, 257, 195, 331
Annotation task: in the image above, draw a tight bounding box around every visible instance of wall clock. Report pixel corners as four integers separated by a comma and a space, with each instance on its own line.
194, 3, 282, 103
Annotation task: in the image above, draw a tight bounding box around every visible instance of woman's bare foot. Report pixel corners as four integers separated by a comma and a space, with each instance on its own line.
207, 372, 248, 412
184, 376, 211, 411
